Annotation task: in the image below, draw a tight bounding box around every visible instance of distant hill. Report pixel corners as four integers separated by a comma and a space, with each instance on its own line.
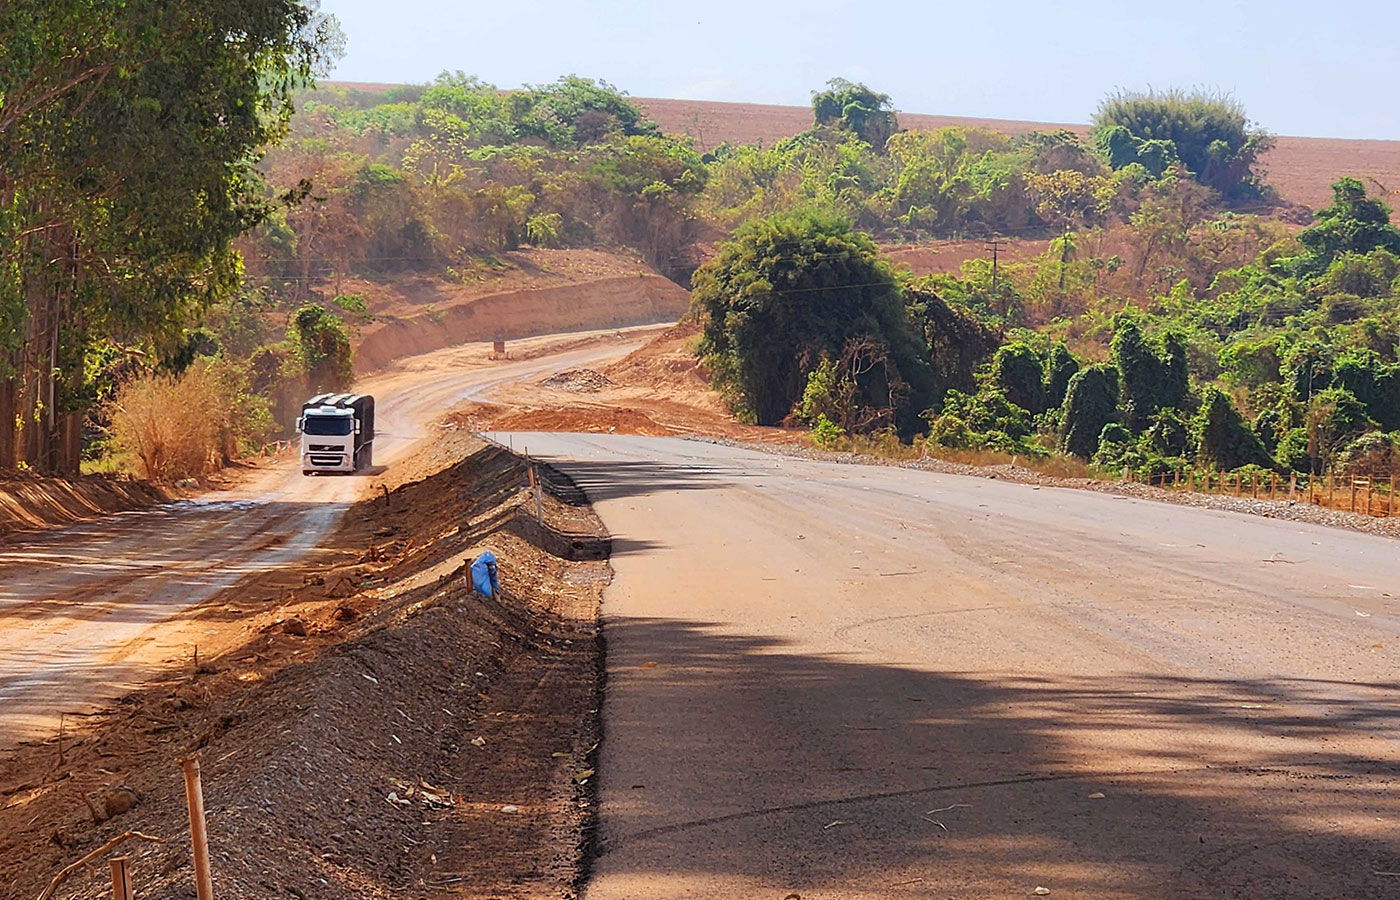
321, 83, 1400, 213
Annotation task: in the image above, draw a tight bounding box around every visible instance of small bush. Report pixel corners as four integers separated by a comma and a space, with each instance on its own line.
106, 359, 273, 481
809, 414, 848, 450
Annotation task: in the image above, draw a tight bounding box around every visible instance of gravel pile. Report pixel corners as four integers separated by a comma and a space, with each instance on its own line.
540, 368, 613, 393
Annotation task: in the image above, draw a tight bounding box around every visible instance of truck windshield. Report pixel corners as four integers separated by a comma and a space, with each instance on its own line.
303, 416, 352, 436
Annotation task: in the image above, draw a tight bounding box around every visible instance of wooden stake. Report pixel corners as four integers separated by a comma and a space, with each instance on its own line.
110, 857, 133, 900
1391, 475, 1396, 517
1350, 477, 1357, 514
180, 754, 214, 900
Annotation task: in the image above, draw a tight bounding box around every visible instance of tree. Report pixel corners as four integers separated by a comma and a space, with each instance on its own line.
1112, 317, 1189, 433
1195, 387, 1273, 470
1060, 364, 1119, 458
1092, 89, 1273, 200
289, 304, 352, 393
1292, 179, 1400, 279
693, 210, 934, 433
991, 343, 1046, 414
0, 0, 340, 473
811, 78, 898, 150
1044, 342, 1080, 409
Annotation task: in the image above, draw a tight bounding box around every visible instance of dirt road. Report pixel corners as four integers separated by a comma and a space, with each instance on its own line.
503, 433, 1400, 900
0, 329, 659, 750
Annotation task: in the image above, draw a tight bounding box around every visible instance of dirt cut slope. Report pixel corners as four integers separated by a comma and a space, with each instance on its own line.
0, 472, 169, 537
0, 433, 608, 900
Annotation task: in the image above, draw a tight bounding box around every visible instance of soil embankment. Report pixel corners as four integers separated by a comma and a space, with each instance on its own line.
0, 434, 608, 900
0, 473, 169, 537
353, 273, 691, 375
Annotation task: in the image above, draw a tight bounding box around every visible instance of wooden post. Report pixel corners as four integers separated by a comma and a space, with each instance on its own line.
110, 857, 134, 900
1328, 470, 1335, 508
1188, 469, 1195, 492
1366, 475, 1374, 516
1391, 475, 1397, 517
180, 755, 214, 900
1252, 472, 1259, 498
1289, 472, 1296, 500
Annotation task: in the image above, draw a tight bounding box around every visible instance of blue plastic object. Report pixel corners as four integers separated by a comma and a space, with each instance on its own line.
468, 551, 500, 598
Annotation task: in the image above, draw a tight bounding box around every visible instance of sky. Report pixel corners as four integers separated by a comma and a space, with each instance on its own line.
320, 0, 1400, 141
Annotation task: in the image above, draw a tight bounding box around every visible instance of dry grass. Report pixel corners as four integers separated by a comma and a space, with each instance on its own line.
107, 362, 230, 481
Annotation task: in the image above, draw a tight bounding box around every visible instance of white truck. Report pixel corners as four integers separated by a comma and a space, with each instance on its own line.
297, 393, 375, 475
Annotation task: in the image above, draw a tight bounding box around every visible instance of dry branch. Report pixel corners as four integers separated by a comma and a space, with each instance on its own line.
35, 830, 166, 900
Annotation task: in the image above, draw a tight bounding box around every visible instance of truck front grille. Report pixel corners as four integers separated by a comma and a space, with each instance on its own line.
309, 454, 344, 467
309, 444, 341, 451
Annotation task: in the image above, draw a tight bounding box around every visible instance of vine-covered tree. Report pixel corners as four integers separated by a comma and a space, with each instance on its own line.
694, 210, 933, 433
1060, 364, 1119, 458
1194, 387, 1274, 470
811, 78, 898, 150
1291, 178, 1400, 279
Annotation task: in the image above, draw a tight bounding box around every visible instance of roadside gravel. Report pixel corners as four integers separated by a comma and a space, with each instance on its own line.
707, 437, 1400, 540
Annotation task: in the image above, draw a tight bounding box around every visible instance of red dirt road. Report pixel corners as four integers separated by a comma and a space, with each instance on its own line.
0, 328, 663, 750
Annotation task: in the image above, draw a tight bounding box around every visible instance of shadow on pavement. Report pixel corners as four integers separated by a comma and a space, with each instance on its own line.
592, 617, 1400, 898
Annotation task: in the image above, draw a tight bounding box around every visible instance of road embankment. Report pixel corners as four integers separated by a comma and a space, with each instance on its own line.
0, 472, 169, 537
0, 434, 608, 900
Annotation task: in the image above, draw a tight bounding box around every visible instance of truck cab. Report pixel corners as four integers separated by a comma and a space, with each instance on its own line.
298, 393, 375, 474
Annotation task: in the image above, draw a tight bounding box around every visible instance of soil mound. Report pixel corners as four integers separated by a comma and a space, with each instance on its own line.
490, 407, 675, 436
0, 438, 607, 900
0, 472, 169, 537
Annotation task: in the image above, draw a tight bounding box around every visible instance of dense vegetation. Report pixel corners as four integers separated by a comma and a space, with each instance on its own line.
701, 176, 1400, 479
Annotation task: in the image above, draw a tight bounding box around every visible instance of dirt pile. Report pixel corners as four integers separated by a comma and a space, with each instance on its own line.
0, 472, 169, 537
490, 407, 676, 436
0, 436, 608, 900
540, 368, 613, 393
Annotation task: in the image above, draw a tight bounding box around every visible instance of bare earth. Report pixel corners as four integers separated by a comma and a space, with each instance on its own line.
0, 326, 663, 750
504, 432, 1400, 900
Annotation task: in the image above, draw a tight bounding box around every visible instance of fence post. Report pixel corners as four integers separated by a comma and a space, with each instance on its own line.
1367, 475, 1374, 516
1349, 476, 1357, 514
179, 754, 215, 900
1188, 469, 1195, 493
1289, 472, 1296, 500
1391, 475, 1397, 517
110, 857, 133, 900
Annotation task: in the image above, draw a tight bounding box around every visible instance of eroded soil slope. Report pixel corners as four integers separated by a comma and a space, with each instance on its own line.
0, 473, 169, 537
0, 434, 608, 900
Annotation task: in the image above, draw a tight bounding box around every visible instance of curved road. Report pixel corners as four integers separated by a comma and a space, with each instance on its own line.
0, 330, 656, 749
503, 433, 1400, 900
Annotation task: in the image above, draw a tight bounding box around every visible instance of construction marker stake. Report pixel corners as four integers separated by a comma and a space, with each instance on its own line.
180, 754, 214, 900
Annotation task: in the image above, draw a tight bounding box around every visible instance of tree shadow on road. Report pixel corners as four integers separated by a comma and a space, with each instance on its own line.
591, 617, 1400, 899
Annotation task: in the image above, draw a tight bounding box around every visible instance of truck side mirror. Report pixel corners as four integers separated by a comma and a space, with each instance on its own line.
294, 418, 302, 434
354, 421, 361, 434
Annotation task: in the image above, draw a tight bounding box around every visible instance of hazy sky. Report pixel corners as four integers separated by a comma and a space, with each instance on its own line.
321, 1, 1400, 141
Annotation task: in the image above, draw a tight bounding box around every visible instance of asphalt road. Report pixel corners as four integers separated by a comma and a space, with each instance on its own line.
501, 433, 1400, 900
0, 330, 655, 749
